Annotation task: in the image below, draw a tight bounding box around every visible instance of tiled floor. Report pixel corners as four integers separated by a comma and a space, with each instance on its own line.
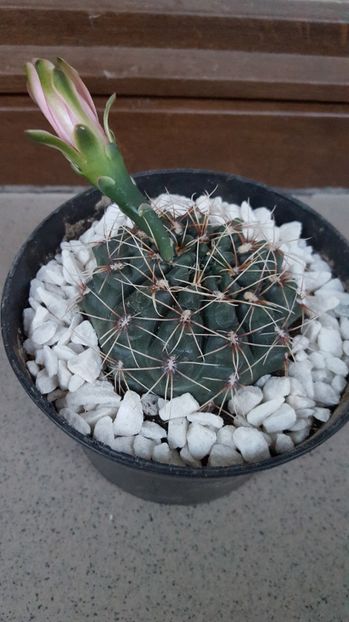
0, 189, 348, 622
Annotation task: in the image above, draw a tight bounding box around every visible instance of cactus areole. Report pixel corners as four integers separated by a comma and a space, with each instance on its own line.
26, 57, 303, 407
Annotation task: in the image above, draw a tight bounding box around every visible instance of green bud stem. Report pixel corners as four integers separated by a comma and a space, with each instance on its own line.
96, 147, 174, 263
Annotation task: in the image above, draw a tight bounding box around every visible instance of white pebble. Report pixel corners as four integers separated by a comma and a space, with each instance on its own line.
42, 345, 58, 377
47, 388, 65, 402
68, 374, 85, 392
246, 397, 285, 427
304, 320, 321, 343
255, 374, 271, 388
38, 260, 65, 286
28, 297, 40, 310
187, 423, 216, 460
187, 412, 223, 429
344, 341, 349, 356
93, 416, 114, 446
290, 426, 312, 445
141, 420, 166, 442
312, 368, 333, 383
141, 393, 159, 417
158, 397, 166, 410
313, 382, 340, 406
288, 361, 314, 398
29, 278, 42, 301
152, 443, 183, 466
37, 287, 73, 322
326, 356, 348, 376
306, 294, 339, 314
113, 390, 143, 436
309, 351, 326, 369
263, 377, 290, 401
26, 360, 39, 377
287, 394, 315, 410
31, 305, 50, 331
57, 360, 71, 390
313, 407, 331, 422
168, 417, 188, 449
62, 249, 83, 285
133, 435, 156, 460
319, 313, 339, 330
180, 445, 201, 467
288, 418, 311, 432
240, 200, 256, 224
294, 350, 308, 362
292, 335, 309, 354
67, 348, 102, 383
77, 246, 93, 266
274, 433, 294, 454
23, 307, 35, 334
112, 436, 134, 455
32, 321, 58, 345
332, 375, 347, 393
296, 408, 314, 419
318, 328, 343, 357
56, 313, 81, 345
216, 425, 236, 448
263, 403, 297, 433
159, 393, 199, 421
35, 349, 45, 365
93, 204, 126, 239
289, 377, 307, 396
340, 317, 349, 340
65, 380, 121, 410
61, 408, 91, 435
228, 386, 263, 417
233, 414, 253, 428
233, 427, 270, 463
317, 277, 344, 293
53, 344, 76, 361
303, 271, 331, 292
83, 406, 118, 427
71, 320, 98, 347
208, 444, 243, 467
279, 221, 302, 242
69, 343, 84, 354
35, 370, 58, 394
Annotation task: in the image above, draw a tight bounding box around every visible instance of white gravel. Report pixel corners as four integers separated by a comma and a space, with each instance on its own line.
22, 193, 349, 467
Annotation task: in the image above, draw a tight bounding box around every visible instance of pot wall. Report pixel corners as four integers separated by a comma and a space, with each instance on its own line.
2, 170, 349, 504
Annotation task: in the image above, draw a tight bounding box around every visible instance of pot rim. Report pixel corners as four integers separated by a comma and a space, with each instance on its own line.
2, 168, 349, 479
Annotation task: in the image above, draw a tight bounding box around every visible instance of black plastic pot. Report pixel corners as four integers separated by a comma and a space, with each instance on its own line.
2, 170, 349, 504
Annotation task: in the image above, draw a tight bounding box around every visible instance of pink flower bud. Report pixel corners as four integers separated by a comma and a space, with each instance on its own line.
26, 58, 107, 149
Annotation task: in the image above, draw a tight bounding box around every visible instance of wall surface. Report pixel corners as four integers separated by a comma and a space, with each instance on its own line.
1, 0, 349, 187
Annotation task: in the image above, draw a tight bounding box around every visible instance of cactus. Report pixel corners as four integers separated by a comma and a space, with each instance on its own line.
81, 205, 303, 407
25, 57, 303, 408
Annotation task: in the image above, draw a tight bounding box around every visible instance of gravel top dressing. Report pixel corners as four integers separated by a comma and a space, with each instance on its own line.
22, 193, 349, 468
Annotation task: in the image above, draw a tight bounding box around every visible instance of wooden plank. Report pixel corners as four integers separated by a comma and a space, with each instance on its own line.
3, 0, 348, 21
2, 45, 349, 103
1, 1, 348, 56
2, 95, 349, 188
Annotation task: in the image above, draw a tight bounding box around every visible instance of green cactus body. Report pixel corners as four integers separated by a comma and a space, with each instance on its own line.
80, 206, 302, 406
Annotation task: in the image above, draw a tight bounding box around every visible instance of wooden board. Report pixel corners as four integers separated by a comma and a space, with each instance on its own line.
1, 1, 349, 56
2, 96, 349, 187
1, 1, 349, 187
2, 45, 349, 103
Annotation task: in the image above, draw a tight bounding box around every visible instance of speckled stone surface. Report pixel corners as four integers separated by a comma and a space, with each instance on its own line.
1, 190, 348, 622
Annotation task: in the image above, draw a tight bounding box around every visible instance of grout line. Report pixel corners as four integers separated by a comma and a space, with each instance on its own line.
1, 185, 349, 197
0, 185, 87, 194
